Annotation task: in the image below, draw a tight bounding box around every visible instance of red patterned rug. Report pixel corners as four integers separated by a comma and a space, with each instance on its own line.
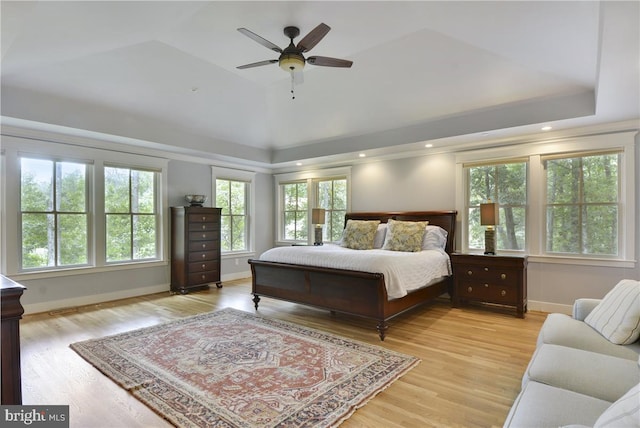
70, 308, 419, 427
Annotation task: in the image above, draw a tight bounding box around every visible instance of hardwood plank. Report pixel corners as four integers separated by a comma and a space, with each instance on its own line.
19, 279, 546, 427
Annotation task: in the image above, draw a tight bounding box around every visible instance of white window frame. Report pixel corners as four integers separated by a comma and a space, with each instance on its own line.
2, 134, 169, 279
211, 166, 256, 259
456, 131, 635, 268
274, 167, 351, 246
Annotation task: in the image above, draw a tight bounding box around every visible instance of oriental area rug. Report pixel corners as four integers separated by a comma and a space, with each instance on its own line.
70, 308, 419, 427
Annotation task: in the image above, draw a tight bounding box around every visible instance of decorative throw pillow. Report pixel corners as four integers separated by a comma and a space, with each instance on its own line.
373, 224, 387, 249
422, 225, 448, 251
585, 279, 640, 345
382, 219, 429, 252
340, 220, 380, 250
593, 383, 640, 427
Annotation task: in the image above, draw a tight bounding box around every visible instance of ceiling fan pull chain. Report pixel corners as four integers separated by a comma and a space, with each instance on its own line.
290, 71, 295, 100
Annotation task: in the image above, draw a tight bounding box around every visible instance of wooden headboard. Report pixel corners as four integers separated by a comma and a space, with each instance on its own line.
344, 211, 458, 254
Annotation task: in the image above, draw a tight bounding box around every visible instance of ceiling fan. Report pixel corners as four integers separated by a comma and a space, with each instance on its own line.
236, 23, 353, 73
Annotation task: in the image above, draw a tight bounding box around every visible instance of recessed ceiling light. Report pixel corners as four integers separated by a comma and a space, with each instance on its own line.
425, 144, 433, 148
296, 162, 302, 166
358, 153, 366, 158
191, 87, 198, 92
541, 126, 552, 131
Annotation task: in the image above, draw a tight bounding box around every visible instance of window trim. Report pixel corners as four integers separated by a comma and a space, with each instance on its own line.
456, 131, 636, 268
3, 135, 169, 278
274, 167, 351, 246
211, 166, 256, 258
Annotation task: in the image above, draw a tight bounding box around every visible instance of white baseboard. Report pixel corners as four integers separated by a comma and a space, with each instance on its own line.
221, 270, 251, 282
528, 300, 572, 315
24, 284, 170, 315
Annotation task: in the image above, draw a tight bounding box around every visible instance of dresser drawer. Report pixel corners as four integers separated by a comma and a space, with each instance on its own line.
187, 250, 218, 262
188, 231, 218, 241
188, 213, 219, 224
188, 221, 218, 232
188, 270, 220, 285
188, 240, 218, 252
188, 260, 219, 273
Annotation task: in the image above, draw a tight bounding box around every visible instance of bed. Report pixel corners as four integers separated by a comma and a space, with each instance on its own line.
248, 211, 457, 340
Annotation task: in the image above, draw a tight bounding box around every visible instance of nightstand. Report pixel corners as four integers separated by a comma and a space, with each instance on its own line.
451, 253, 528, 318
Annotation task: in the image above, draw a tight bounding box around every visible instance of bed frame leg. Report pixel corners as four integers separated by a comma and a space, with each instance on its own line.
376, 320, 388, 341
252, 294, 260, 310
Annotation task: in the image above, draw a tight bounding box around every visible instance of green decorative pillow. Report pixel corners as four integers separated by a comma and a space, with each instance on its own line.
340, 220, 381, 250
382, 219, 429, 252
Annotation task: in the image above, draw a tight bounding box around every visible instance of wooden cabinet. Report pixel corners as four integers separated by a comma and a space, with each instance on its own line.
1, 275, 26, 404
451, 253, 527, 318
170, 206, 222, 293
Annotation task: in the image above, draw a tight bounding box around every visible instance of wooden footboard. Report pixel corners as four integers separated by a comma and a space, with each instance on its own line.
249, 260, 451, 340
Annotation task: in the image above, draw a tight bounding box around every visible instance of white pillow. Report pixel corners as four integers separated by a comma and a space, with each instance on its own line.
585, 279, 640, 345
594, 383, 640, 427
422, 225, 448, 251
373, 224, 387, 249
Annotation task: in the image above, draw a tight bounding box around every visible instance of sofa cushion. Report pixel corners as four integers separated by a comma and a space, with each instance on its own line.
594, 383, 640, 428
523, 344, 639, 402
503, 381, 611, 428
538, 313, 640, 360
585, 279, 640, 345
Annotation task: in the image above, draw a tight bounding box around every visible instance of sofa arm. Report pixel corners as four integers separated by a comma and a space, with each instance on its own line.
572, 298, 602, 321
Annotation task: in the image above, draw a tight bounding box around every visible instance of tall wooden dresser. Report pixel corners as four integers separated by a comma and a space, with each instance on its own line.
170, 206, 222, 293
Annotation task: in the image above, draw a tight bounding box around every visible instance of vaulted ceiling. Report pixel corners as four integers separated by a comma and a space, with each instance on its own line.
2, 1, 638, 169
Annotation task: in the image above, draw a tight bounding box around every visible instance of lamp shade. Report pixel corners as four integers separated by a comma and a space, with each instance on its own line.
480, 203, 499, 226
311, 208, 326, 225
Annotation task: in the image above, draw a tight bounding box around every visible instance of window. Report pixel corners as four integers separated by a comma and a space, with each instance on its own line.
282, 182, 308, 241
276, 167, 351, 244
104, 166, 159, 262
216, 178, 249, 252
466, 161, 527, 252
211, 166, 255, 255
317, 178, 347, 242
20, 157, 89, 270
544, 151, 620, 256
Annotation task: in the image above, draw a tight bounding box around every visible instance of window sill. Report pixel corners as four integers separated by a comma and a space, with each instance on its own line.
11, 260, 168, 280
221, 251, 255, 260
526, 255, 636, 269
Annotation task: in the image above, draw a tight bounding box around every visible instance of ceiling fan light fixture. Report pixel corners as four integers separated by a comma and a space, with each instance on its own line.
279, 54, 305, 72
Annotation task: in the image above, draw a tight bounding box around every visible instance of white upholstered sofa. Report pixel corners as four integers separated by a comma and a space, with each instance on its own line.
504, 279, 640, 428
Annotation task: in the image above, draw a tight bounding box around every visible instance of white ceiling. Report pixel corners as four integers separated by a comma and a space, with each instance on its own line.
1, 1, 639, 169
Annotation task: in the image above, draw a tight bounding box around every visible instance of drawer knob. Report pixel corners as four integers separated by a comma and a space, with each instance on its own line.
202, 225, 206, 230
467, 286, 473, 293
467, 270, 473, 276
484, 267, 489, 272
484, 283, 489, 288
202, 243, 207, 249
501, 290, 507, 297
501, 273, 507, 280
202, 216, 206, 221
201, 274, 206, 279
202, 264, 206, 269
202, 234, 207, 238
201, 254, 206, 259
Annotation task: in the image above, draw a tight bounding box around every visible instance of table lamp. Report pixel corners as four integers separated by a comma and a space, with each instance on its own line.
312, 208, 326, 246
480, 202, 498, 255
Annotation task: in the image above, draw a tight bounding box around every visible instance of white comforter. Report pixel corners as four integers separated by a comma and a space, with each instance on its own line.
258, 244, 452, 300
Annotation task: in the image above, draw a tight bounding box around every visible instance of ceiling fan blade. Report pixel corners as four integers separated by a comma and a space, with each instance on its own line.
307, 56, 353, 68
297, 23, 331, 53
237, 28, 282, 53
236, 59, 278, 69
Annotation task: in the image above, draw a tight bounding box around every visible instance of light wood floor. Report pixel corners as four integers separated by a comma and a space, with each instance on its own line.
19, 279, 546, 428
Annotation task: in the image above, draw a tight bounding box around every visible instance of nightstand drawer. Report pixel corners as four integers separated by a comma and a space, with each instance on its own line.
461, 266, 518, 283
458, 281, 515, 305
